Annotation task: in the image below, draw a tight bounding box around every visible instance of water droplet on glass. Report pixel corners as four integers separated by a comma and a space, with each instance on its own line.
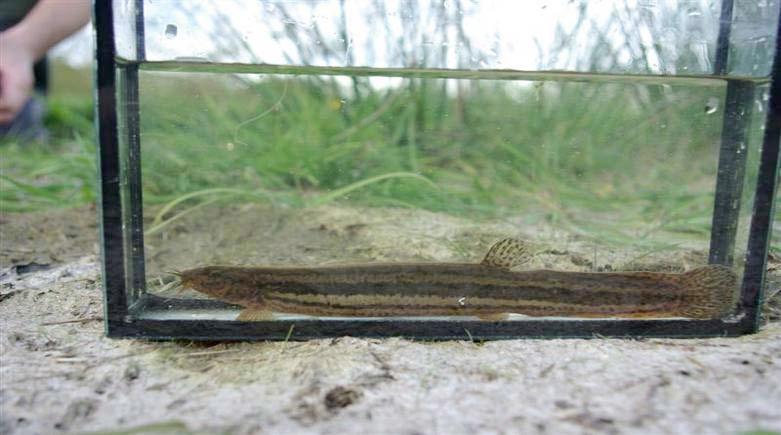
705, 97, 719, 114
686, 8, 701, 16
165, 24, 177, 39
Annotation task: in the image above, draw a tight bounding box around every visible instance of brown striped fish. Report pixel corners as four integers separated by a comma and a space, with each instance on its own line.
176, 239, 737, 321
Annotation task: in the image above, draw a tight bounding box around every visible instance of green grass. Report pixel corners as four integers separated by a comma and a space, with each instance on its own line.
131, 71, 727, 247
1, 65, 777, 252
0, 132, 95, 212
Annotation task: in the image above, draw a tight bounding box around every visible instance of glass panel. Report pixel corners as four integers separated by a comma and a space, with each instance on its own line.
731, 0, 781, 76
113, 0, 139, 61
107, 0, 778, 326
119, 0, 781, 77
130, 64, 768, 322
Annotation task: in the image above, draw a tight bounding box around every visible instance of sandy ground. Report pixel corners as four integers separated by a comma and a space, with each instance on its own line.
1, 206, 780, 435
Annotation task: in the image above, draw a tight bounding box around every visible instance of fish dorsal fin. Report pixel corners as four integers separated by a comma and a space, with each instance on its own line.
481, 238, 532, 270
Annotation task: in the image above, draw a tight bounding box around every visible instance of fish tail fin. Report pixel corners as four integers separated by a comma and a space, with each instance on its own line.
678, 265, 738, 319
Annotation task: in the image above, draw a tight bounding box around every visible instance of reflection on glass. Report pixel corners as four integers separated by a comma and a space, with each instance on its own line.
125, 0, 779, 76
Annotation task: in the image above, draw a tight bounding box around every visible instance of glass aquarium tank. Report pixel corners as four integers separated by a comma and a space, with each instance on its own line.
96, 0, 780, 339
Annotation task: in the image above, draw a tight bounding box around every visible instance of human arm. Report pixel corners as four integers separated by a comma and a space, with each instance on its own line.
0, 0, 91, 123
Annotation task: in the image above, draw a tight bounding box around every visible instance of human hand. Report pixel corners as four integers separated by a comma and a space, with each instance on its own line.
0, 31, 35, 124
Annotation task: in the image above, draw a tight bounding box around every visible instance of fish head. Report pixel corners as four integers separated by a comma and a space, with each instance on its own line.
177, 266, 256, 304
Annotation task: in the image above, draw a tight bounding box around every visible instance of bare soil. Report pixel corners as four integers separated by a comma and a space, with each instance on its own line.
1, 205, 779, 435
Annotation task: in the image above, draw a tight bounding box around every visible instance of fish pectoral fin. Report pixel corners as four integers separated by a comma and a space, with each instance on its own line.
477, 313, 510, 321
237, 308, 275, 321
481, 238, 532, 270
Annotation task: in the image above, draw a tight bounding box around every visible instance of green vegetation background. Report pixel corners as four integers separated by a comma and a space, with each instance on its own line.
0, 61, 777, 252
